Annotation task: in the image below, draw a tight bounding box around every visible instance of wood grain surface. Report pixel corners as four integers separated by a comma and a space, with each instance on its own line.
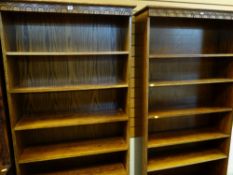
0, 4, 133, 174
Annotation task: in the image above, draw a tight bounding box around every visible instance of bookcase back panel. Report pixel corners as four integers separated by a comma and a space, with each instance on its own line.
148, 140, 224, 157
148, 161, 221, 175
14, 89, 127, 115
21, 152, 125, 174
149, 58, 231, 81
2, 12, 129, 52
149, 114, 221, 133
150, 18, 233, 55
149, 84, 231, 111
9, 55, 127, 88
18, 123, 125, 146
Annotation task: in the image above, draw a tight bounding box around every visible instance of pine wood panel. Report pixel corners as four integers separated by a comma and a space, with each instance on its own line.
148, 149, 227, 172
148, 128, 229, 148
19, 137, 127, 164
148, 107, 232, 119
15, 111, 128, 130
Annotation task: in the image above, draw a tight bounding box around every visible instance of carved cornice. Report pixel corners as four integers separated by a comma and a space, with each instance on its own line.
149, 8, 233, 20
0, 2, 132, 16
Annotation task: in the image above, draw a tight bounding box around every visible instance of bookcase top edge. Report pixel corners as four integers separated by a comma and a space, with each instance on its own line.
1, 0, 136, 7
0, 1, 135, 16
135, 6, 233, 20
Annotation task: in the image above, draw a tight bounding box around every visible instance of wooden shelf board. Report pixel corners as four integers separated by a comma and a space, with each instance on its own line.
35, 162, 127, 175
148, 128, 229, 149
148, 149, 227, 172
149, 107, 232, 119
7, 51, 129, 56
149, 78, 233, 87
19, 137, 127, 164
149, 53, 233, 59
9, 83, 128, 93
15, 111, 128, 131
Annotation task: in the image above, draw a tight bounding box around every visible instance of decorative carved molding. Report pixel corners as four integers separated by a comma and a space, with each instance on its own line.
0, 2, 132, 16
149, 8, 233, 20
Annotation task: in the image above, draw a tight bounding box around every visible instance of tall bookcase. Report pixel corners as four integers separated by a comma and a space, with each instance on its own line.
0, 60, 11, 175
0, 2, 134, 175
135, 7, 233, 175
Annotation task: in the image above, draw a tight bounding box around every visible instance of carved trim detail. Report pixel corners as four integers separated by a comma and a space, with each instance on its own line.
0, 2, 132, 16
149, 8, 233, 20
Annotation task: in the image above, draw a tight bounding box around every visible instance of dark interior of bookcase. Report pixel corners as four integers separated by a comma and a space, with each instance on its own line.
150, 17, 233, 55
7, 55, 128, 88
3, 12, 129, 52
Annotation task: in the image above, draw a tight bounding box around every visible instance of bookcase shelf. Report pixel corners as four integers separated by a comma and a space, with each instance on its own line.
6, 51, 129, 56
19, 137, 127, 164
148, 128, 229, 148
0, 3, 134, 175
148, 107, 232, 119
148, 148, 227, 172
149, 53, 233, 59
136, 7, 233, 175
34, 162, 127, 175
149, 78, 233, 87
9, 82, 128, 94
15, 111, 128, 131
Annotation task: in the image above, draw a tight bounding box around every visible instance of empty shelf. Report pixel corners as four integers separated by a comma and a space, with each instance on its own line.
19, 137, 127, 164
148, 128, 229, 148
7, 51, 129, 56
149, 107, 232, 119
15, 111, 128, 131
35, 162, 127, 175
148, 149, 227, 172
149, 53, 233, 59
149, 78, 233, 87
9, 83, 128, 93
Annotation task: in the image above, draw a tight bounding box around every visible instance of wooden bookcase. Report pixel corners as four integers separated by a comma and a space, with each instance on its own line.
0, 75, 11, 175
135, 7, 233, 175
0, 42, 12, 175
0, 2, 134, 175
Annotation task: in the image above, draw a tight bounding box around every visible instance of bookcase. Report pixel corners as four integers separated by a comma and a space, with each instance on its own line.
0, 42, 12, 175
0, 74, 11, 175
135, 7, 233, 175
0, 2, 134, 175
